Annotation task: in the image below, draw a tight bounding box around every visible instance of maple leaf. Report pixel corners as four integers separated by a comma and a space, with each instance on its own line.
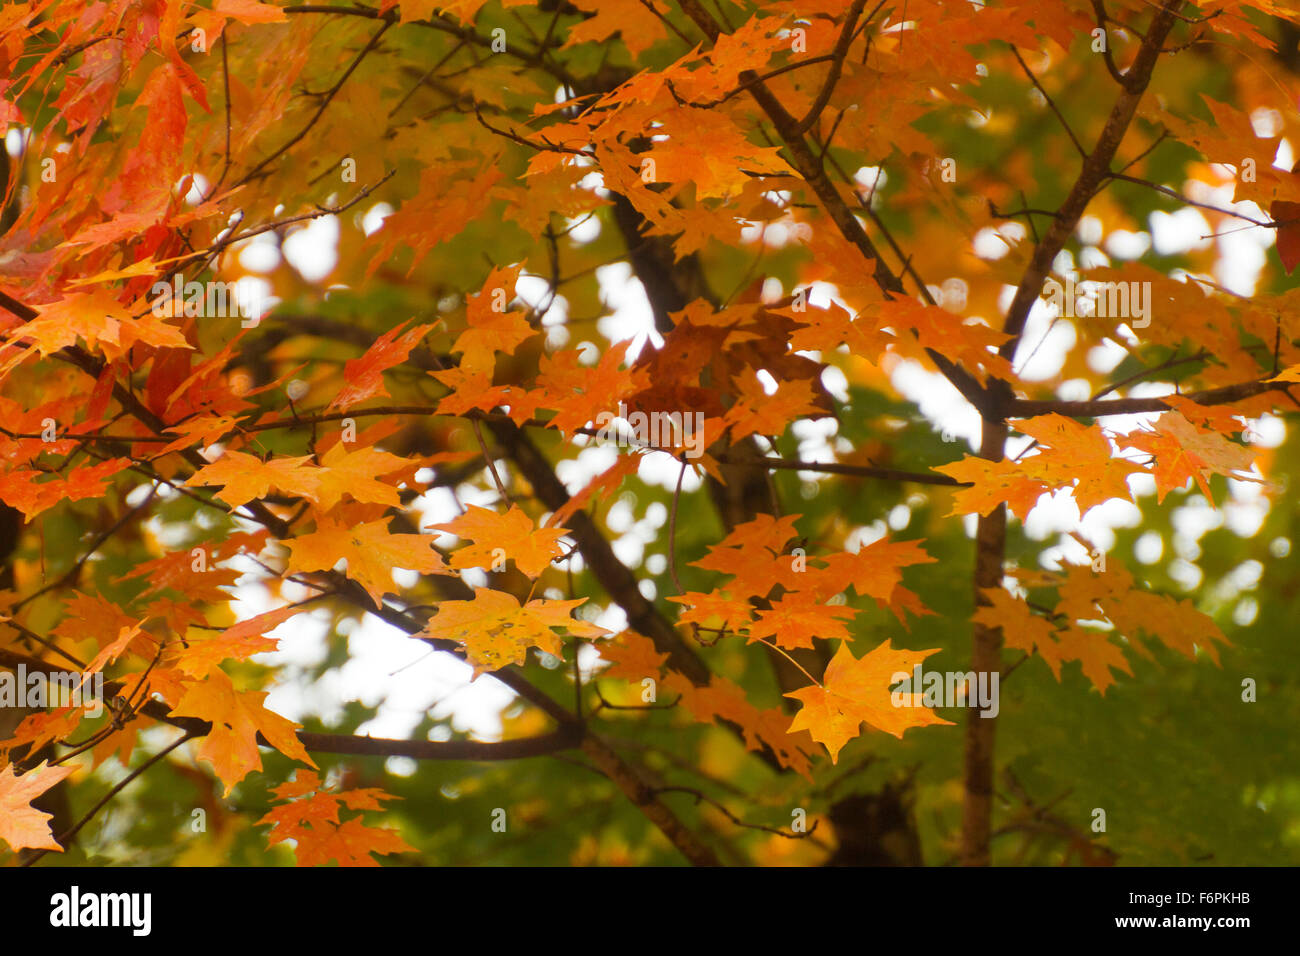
420, 588, 607, 676
1124, 410, 1262, 504
691, 547, 805, 598
815, 538, 936, 604
284, 517, 454, 607
123, 547, 241, 604
52, 593, 141, 652
171, 669, 317, 796
260, 769, 413, 866
534, 339, 648, 434
17, 289, 189, 358
1053, 624, 1133, 696
786, 641, 952, 763
312, 442, 410, 511
932, 455, 1052, 519
665, 590, 755, 631
723, 375, 823, 440
0, 708, 86, 763
172, 605, 302, 678
450, 264, 537, 372
328, 321, 438, 412
664, 672, 816, 779
1013, 414, 1142, 514
0, 761, 78, 853
875, 295, 1014, 380
433, 504, 569, 578
187, 451, 319, 508
432, 365, 539, 421
0, 459, 131, 520
714, 513, 802, 552
1101, 588, 1231, 665
747, 596, 857, 649
779, 298, 892, 357
972, 588, 1058, 661
598, 630, 670, 681
565, 0, 670, 57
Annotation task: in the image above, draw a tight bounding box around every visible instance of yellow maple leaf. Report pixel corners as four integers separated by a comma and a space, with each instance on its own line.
285, 517, 454, 607
786, 641, 951, 763
171, 669, 316, 796
421, 587, 607, 676
433, 504, 569, 578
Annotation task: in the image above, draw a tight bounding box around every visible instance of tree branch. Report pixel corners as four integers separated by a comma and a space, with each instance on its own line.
1010, 378, 1288, 418
961, 0, 1186, 868
673, 0, 996, 418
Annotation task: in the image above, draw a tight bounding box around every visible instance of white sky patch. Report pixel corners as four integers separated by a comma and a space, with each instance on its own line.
361, 201, 393, 237
236, 232, 281, 273
1134, 530, 1163, 564
1015, 308, 1075, 381
1087, 337, 1128, 375
1104, 229, 1151, 259
181, 172, 210, 206
567, 212, 602, 244
282, 214, 339, 282
890, 362, 982, 449
1150, 208, 1213, 256
596, 262, 661, 358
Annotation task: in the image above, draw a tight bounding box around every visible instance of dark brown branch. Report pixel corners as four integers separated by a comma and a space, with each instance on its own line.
791, 0, 868, 135
1010, 378, 1287, 418
1091, 0, 1133, 88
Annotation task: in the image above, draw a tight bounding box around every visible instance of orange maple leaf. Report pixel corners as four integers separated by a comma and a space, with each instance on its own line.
1013, 414, 1142, 514
932, 455, 1052, 519
723, 375, 823, 440
451, 264, 536, 371
972, 588, 1057, 660
312, 442, 410, 511
747, 597, 858, 649
328, 321, 438, 412
1124, 410, 1263, 504
815, 538, 936, 604
171, 605, 302, 678
171, 669, 316, 796
1052, 624, 1134, 696
598, 630, 670, 681
433, 504, 569, 578
260, 769, 413, 867
284, 517, 454, 607
186, 451, 319, 508
786, 641, 952, 762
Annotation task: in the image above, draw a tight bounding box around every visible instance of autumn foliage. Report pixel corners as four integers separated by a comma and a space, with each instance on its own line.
2, 0, 1300, 867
